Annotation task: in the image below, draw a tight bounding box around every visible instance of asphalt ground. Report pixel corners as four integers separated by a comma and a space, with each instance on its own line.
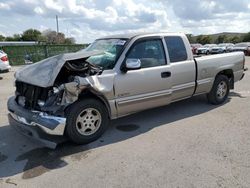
0, 57, 249, 188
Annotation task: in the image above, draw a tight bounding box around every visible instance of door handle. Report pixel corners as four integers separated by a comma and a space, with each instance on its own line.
161, 71, 171, 78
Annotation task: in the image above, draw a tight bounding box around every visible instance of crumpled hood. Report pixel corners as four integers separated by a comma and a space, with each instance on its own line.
15, 50, 103, 88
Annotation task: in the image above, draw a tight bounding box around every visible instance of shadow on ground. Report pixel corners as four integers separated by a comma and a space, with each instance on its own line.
229, 91, 247, 98
0, 93, 239, 180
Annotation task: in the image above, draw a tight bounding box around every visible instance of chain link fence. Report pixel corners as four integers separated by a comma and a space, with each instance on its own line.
1, 44, 88, 65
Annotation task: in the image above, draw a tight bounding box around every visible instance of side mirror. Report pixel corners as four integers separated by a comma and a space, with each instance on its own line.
125, 58, 141, 71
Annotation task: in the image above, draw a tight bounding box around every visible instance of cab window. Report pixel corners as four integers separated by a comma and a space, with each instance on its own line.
127, 39, 166, 68
164, 36, 187, 63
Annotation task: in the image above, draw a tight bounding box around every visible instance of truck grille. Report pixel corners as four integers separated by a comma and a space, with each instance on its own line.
15, 81, 51, 109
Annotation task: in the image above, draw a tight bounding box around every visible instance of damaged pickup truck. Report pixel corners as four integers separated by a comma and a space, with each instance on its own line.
8, 33, 246, 148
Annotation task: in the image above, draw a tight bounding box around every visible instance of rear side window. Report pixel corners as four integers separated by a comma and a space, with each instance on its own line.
164, 36, 187, 63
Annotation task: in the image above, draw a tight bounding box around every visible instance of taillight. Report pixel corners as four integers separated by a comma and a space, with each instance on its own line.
0, 56, 8, 62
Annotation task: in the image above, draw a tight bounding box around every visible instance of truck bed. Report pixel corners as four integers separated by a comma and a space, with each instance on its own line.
194, 52, 245, 95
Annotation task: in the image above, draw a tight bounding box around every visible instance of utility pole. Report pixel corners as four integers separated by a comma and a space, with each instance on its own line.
56, 15, 59, 34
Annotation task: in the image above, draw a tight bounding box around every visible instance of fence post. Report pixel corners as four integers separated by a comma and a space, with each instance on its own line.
44, 45, 49, 58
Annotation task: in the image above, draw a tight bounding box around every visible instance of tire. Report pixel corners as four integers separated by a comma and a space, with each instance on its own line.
65, 98, 109, 144
207, 75, 230, 105
206, 51, 209, 55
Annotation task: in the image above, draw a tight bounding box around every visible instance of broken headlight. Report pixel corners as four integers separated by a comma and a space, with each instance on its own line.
53, 87, 60, 94
38, 100, 45, 107
17, 96, 26, 107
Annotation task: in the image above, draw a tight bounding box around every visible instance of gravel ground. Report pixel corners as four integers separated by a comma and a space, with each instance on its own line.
0, 57, 249, 188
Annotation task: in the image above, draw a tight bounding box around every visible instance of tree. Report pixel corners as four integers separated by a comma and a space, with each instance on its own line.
22, 29, 42, 41
43, 30, 59, 44
216, 35, 227, 43
64, 37, 75, 44
4, 34, 22, 41
186, 34, 195, 43
42, 29, 75, 44
196, 35, 212, 44
13, 34, 22, 41
0, 35, 5, 41
1, 29, 76, 44
227, 36, 241, 44
196, 35, 203, 44
5, 36, 16, 41
242, 32, 250, 42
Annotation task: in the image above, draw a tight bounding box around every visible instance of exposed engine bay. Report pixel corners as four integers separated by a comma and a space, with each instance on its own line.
15, 58, 103, 116
57, 58, 103, 85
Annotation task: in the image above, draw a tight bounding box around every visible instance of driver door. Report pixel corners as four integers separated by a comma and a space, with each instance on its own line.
114, 38, 172, 117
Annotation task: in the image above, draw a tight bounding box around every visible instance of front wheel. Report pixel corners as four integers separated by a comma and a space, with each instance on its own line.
65, 98, 109, 144
207, 75, 230, 105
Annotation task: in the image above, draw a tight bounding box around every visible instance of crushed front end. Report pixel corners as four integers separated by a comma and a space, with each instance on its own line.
7, 50, 105, 149
8, 82, 67, 149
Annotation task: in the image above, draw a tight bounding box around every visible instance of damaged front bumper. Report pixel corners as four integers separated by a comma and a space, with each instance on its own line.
7, 96, 67, 148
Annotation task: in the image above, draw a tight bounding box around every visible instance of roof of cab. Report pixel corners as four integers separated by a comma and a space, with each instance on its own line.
98, 32, 183, 40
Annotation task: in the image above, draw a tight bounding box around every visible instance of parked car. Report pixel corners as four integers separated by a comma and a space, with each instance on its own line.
8, 33, 246, 148
211, 43, 234, 54
0, 50, 11, 72
231, 43, 250, 56
191, 43, 202, 54
197, 44, 217, 55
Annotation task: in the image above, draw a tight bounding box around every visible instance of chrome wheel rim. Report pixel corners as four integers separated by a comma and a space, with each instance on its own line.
76, 108, 102, 136
216, 81, 227, 99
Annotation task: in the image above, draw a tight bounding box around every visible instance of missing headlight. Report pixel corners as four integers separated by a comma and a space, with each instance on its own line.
17, 96, 26, 107
38, 100, 45, 107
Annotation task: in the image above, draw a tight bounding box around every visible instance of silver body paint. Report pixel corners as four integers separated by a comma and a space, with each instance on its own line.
8, 33, 245, 142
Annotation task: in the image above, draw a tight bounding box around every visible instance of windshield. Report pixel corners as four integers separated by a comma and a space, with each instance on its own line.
218, 44, 226, 47
84, 38, 127, 70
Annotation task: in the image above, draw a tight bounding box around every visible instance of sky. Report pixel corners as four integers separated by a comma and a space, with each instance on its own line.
0, 0, 250, 43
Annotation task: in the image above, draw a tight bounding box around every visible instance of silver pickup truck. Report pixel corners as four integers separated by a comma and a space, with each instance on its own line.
7, 33, 246, 148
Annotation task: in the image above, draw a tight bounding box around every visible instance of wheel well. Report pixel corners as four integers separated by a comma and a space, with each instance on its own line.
64, 90, 111, 119
79, 90, 111, 119
217, 69, 234, 89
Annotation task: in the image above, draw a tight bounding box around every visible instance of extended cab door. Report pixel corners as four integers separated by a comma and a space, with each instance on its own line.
114, 37, 172, 117
164, 36, 196, 102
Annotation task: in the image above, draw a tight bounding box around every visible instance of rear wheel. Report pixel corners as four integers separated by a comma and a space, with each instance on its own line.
65, 98, 109, 144
207, 75, 229, 105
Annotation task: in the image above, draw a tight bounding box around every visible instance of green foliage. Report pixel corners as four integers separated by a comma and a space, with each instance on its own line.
216, 35, 227, 43
196, 35, 212, 44
242, 32, 250, 42
0, 35, 5, 41
21, 29, 42, 41
13, 34, 22, 41
65, 37, 76, 44
5, 37, 16, 41
0, 28, 76, 44
226, 36, 241, 43
2, 34, 22, 41
186, 34, 195, 43
42, 30, 76, 44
